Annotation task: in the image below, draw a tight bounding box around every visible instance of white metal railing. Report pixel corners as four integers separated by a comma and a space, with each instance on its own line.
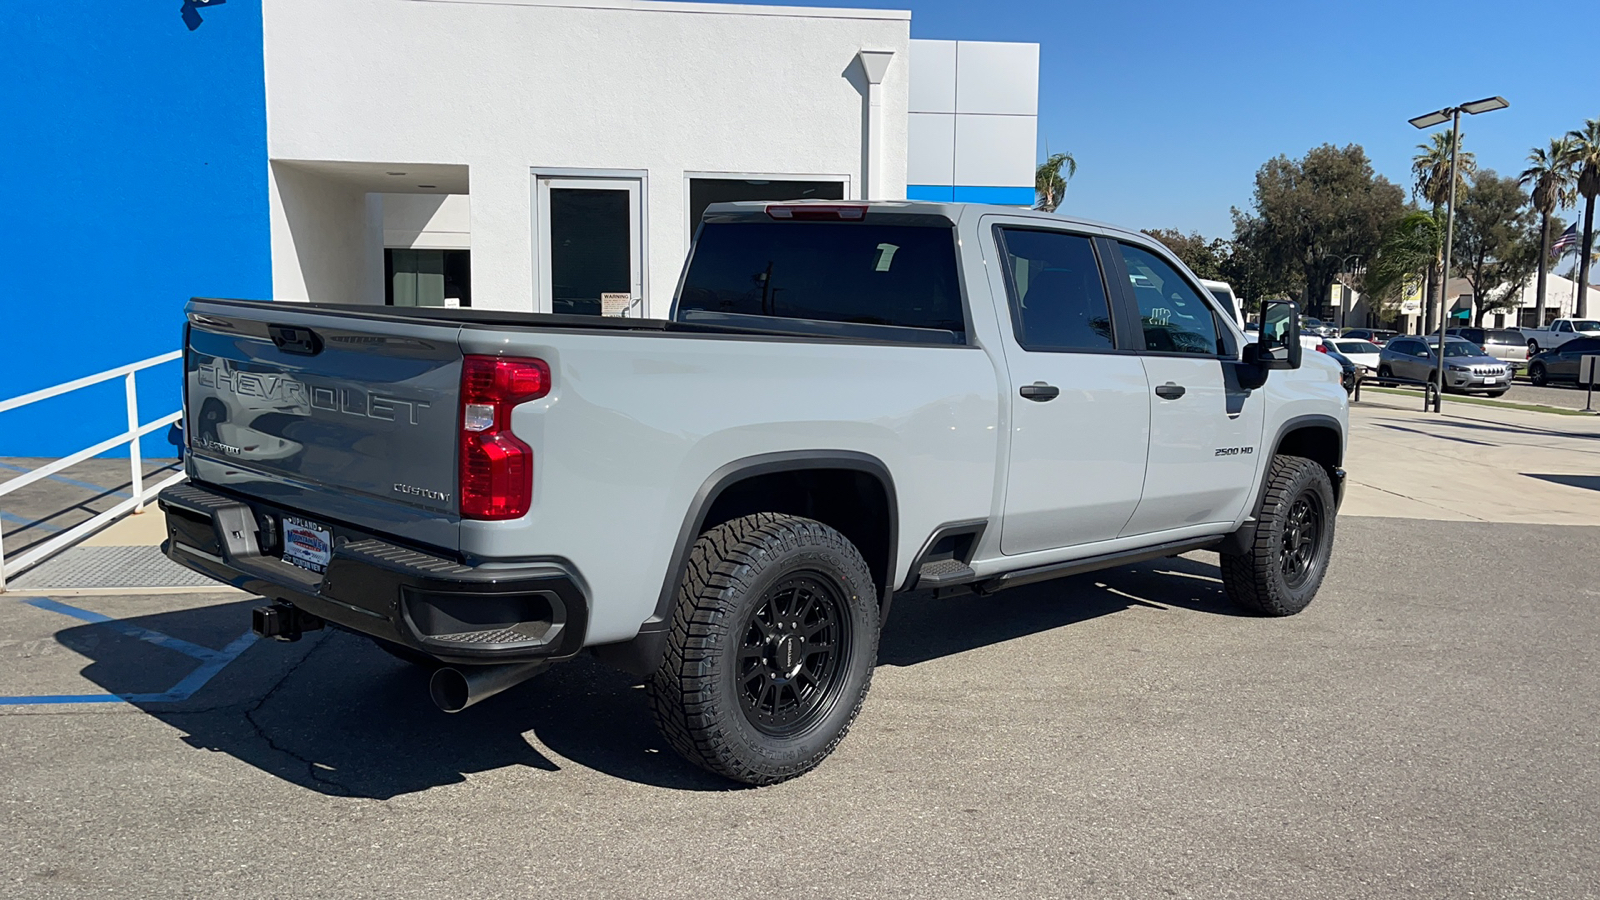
0, 351, 185, 591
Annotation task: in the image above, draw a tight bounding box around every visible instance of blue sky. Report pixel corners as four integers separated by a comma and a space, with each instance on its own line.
723, 0, 1596, 240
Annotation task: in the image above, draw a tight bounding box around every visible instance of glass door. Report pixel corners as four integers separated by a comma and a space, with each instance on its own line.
535, 177, 643, 316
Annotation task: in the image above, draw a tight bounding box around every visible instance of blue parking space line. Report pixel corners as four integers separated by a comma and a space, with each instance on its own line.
22, 596, 227, 662
0, 693, 130, 705
0, 510, 64, 533
0, 461, 133, 499
0, 628, 257, 707
1, 597, 259, 707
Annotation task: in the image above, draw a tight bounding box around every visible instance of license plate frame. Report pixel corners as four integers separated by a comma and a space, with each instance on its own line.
281, 516, 333, 573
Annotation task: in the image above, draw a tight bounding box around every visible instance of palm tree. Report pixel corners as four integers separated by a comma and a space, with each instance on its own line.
1519, 137, 1578, 327
1411, 133, 1475, 333
1567, 117, 1600, 317
1364, 211, 1443, 331
1034, 151, 1076, 213
1412, 130, 1476, 209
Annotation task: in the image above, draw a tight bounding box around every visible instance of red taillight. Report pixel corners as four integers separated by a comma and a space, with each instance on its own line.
459, 356, 550, 520
1316, 343, 1328, 353
765, 204, 867, 221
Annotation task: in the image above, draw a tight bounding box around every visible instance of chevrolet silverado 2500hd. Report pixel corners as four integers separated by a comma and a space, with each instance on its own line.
161, 200, 1347, 785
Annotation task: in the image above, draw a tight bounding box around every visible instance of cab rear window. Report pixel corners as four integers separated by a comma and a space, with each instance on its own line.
676, 222, 965, 340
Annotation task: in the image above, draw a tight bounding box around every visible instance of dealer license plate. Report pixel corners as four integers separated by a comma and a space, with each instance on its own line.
282, 516, 332, 573
1483, 377, 1500, 385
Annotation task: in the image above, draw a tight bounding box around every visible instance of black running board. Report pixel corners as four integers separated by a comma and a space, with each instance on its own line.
975, 537, 1223, 595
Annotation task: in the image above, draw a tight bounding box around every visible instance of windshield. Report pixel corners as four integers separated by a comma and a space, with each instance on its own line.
1207, 288, 1239, 318
1427, 340, 1485, 358
1487, 329, 1522, 344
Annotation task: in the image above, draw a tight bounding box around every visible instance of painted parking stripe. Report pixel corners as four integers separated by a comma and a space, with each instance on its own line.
0, 510, 65, 533
23, 596, 225, 661
0, 596, 259, 706
0, 461, 133, 499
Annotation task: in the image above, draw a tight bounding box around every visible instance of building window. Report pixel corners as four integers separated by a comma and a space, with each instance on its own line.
688, 178, 846, 235
386, 249, 471, 307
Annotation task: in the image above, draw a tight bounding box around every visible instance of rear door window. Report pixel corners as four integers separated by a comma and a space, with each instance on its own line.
995, 228, 1116, 352
677, 221, 964, 339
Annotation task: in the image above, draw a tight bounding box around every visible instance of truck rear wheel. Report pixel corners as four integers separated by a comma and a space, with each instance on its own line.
1220, 455, 1336, 617
648, 513, 879, 785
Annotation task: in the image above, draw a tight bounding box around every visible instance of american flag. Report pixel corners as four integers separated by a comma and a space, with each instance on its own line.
1552, 223, 1580, 258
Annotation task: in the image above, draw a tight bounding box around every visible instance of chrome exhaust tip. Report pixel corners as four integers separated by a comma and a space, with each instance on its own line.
429, 660, 548, 713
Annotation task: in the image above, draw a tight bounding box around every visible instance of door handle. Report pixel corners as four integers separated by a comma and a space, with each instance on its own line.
1154, 382, 1186, 400
1019, 381, 1060, 402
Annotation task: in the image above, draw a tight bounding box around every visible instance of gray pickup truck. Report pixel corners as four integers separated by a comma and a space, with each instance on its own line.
162, 200, 1347, 784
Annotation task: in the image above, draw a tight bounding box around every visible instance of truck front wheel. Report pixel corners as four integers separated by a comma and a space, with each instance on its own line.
648, 513, 880, 785
1220, 455, 1336, 617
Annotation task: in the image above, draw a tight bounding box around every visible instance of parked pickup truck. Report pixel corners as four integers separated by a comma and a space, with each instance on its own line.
161, 200, 1348, 784
1520, 318, 1600, 354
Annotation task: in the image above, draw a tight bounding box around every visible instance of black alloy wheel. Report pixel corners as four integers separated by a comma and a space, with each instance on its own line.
737, 573, 850, 737
1529, 362, 1548, 387
1278, 490, 1324, 590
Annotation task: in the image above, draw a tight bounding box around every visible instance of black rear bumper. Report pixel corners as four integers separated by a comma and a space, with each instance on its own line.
158, 483, 589, 666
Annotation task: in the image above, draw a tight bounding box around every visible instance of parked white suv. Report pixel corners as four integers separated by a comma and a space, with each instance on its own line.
161, 201, 1349, 784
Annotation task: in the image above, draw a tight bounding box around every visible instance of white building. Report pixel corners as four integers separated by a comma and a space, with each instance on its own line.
1447, 273, 1595, 329
264, 0, 1039, 318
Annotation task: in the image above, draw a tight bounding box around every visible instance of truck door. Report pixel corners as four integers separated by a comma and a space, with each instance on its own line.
988, 225, 1151, 555
1106, 241, 1265, 537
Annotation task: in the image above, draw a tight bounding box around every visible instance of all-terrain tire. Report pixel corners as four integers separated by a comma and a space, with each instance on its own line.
1220, 455, 1336, 617
1528, 362, 1548, 386
647, 513, 879, 785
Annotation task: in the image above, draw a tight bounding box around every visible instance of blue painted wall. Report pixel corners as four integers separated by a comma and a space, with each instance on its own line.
1, 2, 269, 459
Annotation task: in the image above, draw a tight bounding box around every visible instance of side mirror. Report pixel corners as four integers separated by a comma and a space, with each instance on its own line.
1252, 299, 1302, 371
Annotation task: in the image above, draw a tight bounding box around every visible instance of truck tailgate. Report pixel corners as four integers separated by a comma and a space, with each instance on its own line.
184, 298, 464, 553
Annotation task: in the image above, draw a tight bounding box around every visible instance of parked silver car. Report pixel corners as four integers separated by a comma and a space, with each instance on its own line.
1377, 336, 1510, 396
1447, 327, 1530, 371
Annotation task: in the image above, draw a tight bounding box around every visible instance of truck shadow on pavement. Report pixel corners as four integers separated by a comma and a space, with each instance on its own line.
48, 554, 1243, 797
880, 553, 1242, 667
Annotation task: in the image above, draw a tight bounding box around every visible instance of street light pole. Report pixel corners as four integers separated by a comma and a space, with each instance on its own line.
1435, 108, 1461, 413
1409, 95, 1509, 413
1324, 253, 1362, 333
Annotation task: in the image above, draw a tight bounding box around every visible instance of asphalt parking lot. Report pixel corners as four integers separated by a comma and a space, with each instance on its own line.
4, 513, 1598, 899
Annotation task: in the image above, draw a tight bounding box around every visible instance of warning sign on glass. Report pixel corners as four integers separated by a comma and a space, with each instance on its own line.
601, 293, 633, 317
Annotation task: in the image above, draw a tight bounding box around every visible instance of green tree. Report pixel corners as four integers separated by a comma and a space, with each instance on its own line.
1364, 210, 1443, 327
1034, 152, 1077, 213
1455, 170, 1537, 325
1241, 144, 1406, 320
1567, 117, 1600, 317
1221, 212, 1292, 313
1519, 137, 1578, 327
1140, 228, 1227, 280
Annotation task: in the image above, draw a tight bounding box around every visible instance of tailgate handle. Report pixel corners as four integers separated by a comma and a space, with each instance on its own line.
269, 324, 324, 356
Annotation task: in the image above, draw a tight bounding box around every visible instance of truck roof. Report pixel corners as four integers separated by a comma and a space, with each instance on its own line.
700, 199, 1148, 242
